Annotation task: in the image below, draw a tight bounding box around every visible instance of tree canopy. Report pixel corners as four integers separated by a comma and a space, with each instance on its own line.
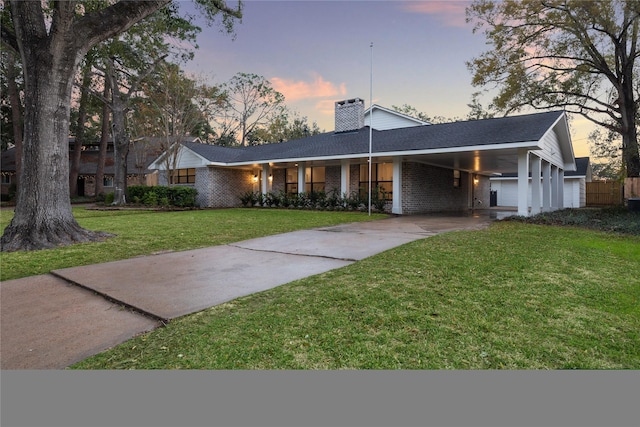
467, 0, 640, 177
0, 0, 241, 251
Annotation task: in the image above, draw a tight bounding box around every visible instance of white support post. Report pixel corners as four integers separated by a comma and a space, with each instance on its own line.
340, 159, 350, 197
297, 162, 305, 194
517, 149, 530, 216
551, 165, 559, 210
558, 168, 565, 209
261, 164, 271, 195
542, 160, 552, 212
551, 165, 560, 211
531, 155, 541, 215
392, 157, 402, 214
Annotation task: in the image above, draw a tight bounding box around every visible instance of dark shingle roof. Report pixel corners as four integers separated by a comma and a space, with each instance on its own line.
185, 110, 565, 164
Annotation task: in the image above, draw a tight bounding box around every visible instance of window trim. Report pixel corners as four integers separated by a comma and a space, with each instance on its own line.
170, 168, 196, 185
360, 163, 393, 200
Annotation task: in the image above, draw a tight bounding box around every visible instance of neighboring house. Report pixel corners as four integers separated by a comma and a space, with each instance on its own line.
0, 136, 197, 198
150, 98, 576, 216
490, 157, 592, 208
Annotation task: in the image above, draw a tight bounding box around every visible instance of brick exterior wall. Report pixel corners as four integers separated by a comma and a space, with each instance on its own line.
325, 165, 341, 194
271, 168, 286, 193
196, 167, 254, 208
473, 176, 490, 209
401, 162, 471, 214
335, 99, 365, 132
177, 162, 491, 212
349, 164, 361, 196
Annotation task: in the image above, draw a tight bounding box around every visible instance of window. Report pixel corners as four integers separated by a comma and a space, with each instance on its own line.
360, 163, 393, 200
103, 176, 114, 187
285, 167, 298, 194
1, 174, 11, 185
170, 168, 196, 184
305, 166, 325, 193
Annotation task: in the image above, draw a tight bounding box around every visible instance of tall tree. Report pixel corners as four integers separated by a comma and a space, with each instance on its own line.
216, 73, 286, 147
0, 1, 241, 251
132, 61, 226, 185
246, 109, 322, 144
95, 79, 111, 197
467, 0, 640, 177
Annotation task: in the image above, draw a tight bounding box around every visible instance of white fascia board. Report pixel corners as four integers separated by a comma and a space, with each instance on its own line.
150, 144, 211, 170
224, 153, 368, 166
365, 104, 431, 126
375, 140, 541, 158
221, 140, 541, 167
544, 112, 576, 171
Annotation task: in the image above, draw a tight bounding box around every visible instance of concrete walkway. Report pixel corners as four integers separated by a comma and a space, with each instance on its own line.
1, 212, 500, 369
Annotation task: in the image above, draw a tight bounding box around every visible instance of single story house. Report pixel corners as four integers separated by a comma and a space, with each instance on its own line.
490, 157, 592, 208
148, 98, 577, 216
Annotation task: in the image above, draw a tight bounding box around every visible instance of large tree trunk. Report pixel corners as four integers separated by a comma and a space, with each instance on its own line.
69, 67, 92, 197
620, 78, 640, 178
1, 33, 111, 251
1, 0, 170, 251
107, 60, 130, 206
95, 81, 111, 197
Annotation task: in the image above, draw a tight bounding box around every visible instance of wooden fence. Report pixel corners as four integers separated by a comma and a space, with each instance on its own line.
586, 181, 623, 206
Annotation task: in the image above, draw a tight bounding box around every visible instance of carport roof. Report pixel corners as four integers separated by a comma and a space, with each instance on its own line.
163, 110, 573, 175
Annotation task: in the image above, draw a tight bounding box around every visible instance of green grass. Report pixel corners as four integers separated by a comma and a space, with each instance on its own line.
3, 207, 638, 369
70, 220, 639, 370
0, 207, 386, 281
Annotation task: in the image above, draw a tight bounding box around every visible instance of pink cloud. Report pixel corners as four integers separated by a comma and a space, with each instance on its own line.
402, 1, 471, 28
271, 73, 347, 102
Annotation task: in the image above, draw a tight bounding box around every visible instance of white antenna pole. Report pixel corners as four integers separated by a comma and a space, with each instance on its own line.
368, 42, 373, 216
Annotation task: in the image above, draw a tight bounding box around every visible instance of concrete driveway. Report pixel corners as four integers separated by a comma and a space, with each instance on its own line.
0, 211, 499, 369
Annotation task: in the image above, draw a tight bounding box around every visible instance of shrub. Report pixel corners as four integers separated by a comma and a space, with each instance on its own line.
169, 187, 197, 207
104, 192, 114, 205
143, 191, 158, 206
239, 191, 257, 207
127, 185, 197, 208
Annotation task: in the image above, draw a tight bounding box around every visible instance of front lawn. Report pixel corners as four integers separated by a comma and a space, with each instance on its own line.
71, 220, 640, 370
0, 207, 386, 281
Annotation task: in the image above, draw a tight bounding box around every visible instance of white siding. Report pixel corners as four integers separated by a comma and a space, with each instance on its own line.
364, 109, 425, 130
491, 177, 585, 208
538, 128, 564, 167
153, 146, 209, 170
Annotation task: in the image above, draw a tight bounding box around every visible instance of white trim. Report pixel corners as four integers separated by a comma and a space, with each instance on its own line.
214, 140, 542, 168
340, 160, 350, 196
517, 149, 530, 216
392, 157, 402, 214
531, 154, 541, 215
365, 104, 431, 126
297, 162, 305, 194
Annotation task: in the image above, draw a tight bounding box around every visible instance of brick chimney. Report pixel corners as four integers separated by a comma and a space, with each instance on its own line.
335, 98, 365, 133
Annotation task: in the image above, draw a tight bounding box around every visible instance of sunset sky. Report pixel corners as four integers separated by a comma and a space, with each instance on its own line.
178, 0, 592, 157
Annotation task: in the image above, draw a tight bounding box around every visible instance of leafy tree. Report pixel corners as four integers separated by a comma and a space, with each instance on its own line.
90, 2, 208, 205
391, 104, 435, 123
131, 61, 227, 185
246, 109, 322, 144
466, 0, 640, 177
216, 72, 286, 146
589, 123, 624, 180
391, 104, 470, 124
69, 52, 105, 197
0, 0, 241, 251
